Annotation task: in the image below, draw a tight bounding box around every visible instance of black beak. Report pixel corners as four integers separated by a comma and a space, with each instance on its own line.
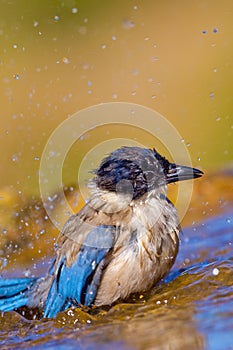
166, 163, 204, 184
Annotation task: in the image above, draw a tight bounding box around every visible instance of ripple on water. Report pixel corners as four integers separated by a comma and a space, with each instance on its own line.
0, 209, 233, 349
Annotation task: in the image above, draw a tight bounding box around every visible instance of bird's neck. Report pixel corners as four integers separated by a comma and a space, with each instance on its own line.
86, 185, 179, 250
87, 184, 169, 214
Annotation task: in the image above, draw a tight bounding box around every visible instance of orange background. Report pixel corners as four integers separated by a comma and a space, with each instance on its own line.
0, 0, 232, 196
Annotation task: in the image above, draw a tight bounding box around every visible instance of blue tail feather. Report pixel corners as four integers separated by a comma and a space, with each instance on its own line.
0, 277, 37, 311
0, 225, 115, 318
43, 276, 66, 318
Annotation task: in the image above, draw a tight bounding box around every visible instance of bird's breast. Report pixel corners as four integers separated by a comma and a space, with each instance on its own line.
94, 195, 180, 306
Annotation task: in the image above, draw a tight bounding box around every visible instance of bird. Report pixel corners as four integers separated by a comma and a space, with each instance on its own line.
0, 146, 203, 318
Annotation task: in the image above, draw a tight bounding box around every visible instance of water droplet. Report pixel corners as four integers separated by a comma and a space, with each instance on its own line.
212, 268, 219, 276
67, 309, 75, 316
144, 36, 150, 41
197, 156, 201, 161
101, 44, 107, 49
112, 93, 118, 99
2, 228, 7, 234
151, 95, 156, 99
24, 269, 31, 277
40, 229, 45, 235
13, 44, 18, 49
216, 116, 221, 122
34, 156, 40, 161
112, 35, 117, 41
213, 27, 218, 34
33, 21, 39, 27
209, 92, 215, 99
72, 7, 78, 14
12, 154, 18, 162
13, 74, 20, 80
87, 80, 92, 86
122, 19, 135, 29
226, 218, 231, 224
213, 67, 218, 73
202, 30, 207, 34
82, 62, 89, 70
54, 15, 60, 21
62, 57, 70, 64
78, 26, 87, 35
186, 142, 191, 147
133, 5, 138, 10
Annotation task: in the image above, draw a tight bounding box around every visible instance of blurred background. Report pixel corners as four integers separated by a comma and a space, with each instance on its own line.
0, 0, 232, 197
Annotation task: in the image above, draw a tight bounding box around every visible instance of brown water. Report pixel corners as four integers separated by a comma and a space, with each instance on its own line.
0, 200, 232, 349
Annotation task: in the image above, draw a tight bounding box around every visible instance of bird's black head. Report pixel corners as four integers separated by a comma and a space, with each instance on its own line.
95, 146, 203, 200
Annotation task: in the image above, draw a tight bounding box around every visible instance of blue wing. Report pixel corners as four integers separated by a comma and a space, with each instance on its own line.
43, 225, 115, 318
